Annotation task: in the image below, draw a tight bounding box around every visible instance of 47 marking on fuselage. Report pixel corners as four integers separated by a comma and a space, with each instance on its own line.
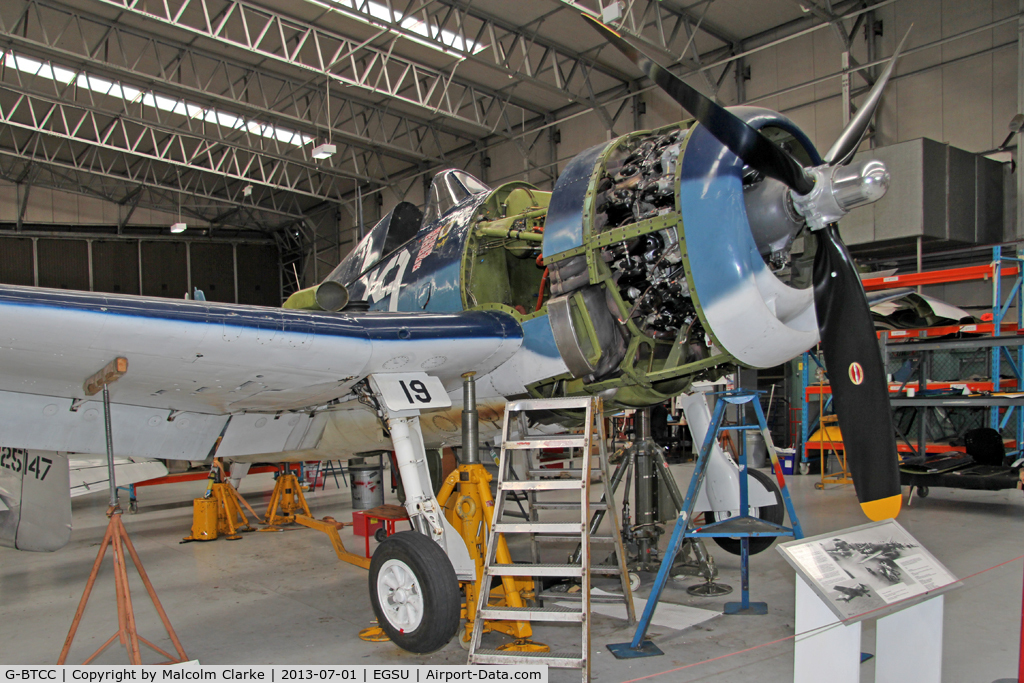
360, 250, 411, 311
0, 447, 52, 481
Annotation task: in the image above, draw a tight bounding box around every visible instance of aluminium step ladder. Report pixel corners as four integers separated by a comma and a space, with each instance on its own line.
467, 396, 634, 682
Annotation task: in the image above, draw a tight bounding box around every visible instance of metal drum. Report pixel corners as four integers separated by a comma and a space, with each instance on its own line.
744, 430, 767, 469
349, 461, 383, 510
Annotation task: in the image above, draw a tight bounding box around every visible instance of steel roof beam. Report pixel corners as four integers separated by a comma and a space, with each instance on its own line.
0, 81, 367, 200
315, 0, 637, 105
0, 0, 473, 167
553, 0, 739, 55
89, 0, 547, 136
0, 116, 309, 228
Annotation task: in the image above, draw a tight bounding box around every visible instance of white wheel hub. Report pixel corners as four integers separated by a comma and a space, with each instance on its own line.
377, 559, 424, 632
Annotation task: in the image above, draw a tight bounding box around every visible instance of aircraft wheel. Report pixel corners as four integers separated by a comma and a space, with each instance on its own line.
369, 531, 460, 654
917, 486, 929, 499
705, 470, 784, 556
628, 572, 641, 592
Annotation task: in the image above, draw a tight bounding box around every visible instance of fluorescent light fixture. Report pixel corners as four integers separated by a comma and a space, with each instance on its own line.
242, 184, 253, 197
170, 222, 187, 233
0, 51, 314, 148
311, 143, 337, 159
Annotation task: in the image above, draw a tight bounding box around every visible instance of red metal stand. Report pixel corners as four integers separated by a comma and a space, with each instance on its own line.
58, 506, 188, 665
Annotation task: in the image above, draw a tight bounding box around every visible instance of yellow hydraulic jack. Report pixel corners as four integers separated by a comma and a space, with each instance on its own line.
263, 466, 312, 527
434, 373, 548, 653
184, 460, 259, 541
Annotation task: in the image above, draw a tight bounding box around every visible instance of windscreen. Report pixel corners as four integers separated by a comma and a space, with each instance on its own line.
422, 170, 490, 226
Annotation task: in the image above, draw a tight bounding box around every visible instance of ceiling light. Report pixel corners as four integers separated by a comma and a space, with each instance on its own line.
601, 2, 624, 23
311, 143, 336, 160
242, 184, 253, 197
170, 222, 187, 233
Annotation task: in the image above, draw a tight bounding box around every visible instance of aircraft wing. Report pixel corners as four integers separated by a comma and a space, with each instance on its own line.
68, 457, 169, 497
0, 284, 522, 461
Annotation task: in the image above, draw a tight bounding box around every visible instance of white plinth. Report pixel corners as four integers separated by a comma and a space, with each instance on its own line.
875, 595, 944, 683
794, 576, 861, 683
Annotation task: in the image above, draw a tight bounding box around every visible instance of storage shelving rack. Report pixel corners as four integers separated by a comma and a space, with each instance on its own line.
796, 247, 1024, 470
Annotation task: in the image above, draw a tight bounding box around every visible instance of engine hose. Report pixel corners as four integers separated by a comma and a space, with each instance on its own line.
551, 271, 590, 296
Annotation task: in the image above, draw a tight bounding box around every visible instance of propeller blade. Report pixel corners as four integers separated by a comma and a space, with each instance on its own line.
583, 14, 815, 195
824, 28, 912, 166
585, 12, 902, 518
812, 224, 902, 520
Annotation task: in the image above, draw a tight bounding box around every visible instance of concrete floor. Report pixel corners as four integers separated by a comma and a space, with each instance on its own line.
1, 465, 1021, 682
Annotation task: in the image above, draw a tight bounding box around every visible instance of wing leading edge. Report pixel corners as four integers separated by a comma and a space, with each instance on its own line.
0, 285, 522, 459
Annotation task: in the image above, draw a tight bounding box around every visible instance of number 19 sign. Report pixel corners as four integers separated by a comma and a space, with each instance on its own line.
368, 373, 452, 413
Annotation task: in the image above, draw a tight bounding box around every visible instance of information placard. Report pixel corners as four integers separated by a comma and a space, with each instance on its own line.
778, 519, 960, 624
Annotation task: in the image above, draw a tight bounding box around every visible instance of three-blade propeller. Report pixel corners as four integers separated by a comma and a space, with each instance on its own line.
585, 14, 907, 520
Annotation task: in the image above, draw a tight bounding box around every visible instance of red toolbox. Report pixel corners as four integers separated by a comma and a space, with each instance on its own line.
351, 510, 384, 538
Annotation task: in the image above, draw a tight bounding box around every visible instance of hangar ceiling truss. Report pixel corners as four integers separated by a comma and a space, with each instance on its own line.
0, 0, 998, 244
0, 0, 466, 167
87, 0, 550, 134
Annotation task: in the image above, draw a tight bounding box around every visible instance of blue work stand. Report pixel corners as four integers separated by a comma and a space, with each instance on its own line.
608, 390, 804, 659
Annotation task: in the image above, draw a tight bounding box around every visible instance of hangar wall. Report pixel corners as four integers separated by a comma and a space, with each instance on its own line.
0, 180, 281, 306
0, 180, 209, 229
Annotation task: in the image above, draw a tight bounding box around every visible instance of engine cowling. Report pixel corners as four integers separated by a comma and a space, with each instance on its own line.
539, 109, 821, 407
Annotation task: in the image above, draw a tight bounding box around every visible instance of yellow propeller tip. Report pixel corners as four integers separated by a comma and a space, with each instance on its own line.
860, 494, 902, 521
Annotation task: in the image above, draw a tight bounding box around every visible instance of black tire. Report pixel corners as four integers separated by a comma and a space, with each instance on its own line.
368, 531, 460, 654
705, 469, 784, 556
374, 527, 388, 543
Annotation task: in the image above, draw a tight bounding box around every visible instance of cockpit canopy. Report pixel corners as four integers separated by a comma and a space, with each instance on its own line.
327, 169, 490, 285
422, 169, 490, 226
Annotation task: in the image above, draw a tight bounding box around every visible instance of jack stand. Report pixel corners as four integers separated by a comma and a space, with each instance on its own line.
60, 358, 187, 665
608, 389, 803, 659
723, 538, 765, 614
632, 409, 661, 572
358, 625, 390, 642
210, 482, 256, 538
59, 505, 189, 664
600, 410, 721, 584
437, 463, 538, 649
436, 372, 541, 651
673, 538, 733, 597
263, 469, 311, 526
183, 462, 259, 541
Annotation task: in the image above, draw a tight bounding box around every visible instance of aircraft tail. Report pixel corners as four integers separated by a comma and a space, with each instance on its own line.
0, 450, 71, 551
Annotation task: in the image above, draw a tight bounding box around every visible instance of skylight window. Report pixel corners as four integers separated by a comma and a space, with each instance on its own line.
326, 0, 486, 55
1, 52, 314, 148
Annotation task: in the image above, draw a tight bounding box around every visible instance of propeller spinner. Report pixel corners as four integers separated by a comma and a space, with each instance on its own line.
585, 14, 909, 521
